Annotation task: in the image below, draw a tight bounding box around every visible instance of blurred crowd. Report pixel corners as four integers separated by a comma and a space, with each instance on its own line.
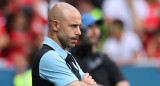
0, 0, 160, 85
65, 0, 160, 66
0, 0, 48, 85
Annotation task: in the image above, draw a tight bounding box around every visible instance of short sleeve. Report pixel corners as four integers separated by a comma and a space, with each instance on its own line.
39, 51, 78, 86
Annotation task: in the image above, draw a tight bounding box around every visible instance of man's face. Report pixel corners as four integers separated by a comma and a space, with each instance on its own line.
57, 12, 81, 48
109, 25, 123, 39
85, 23, 100, 45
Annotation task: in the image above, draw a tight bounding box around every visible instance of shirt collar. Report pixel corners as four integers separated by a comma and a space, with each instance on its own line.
42, 36, 68, 60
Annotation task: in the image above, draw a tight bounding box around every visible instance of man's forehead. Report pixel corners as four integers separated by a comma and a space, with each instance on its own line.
63, 12, 81, 24
67, 20, 82, 25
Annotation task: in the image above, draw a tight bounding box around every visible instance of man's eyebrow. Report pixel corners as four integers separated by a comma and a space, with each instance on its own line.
70, 23, 81, 26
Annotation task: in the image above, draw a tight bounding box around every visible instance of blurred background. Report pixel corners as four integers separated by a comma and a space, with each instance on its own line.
0, 0, 160, 86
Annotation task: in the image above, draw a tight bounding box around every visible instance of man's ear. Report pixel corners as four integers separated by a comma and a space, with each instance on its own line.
51, 20, 59, 32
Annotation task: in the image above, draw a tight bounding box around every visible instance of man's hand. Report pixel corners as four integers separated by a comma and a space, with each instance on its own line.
116, 80, 130, 86
81, 73, 97, 85
67, 73, 101, 86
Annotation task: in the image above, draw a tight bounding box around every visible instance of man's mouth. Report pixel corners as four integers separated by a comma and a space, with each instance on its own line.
71, 36, 79, 40
71, 36, 79, 42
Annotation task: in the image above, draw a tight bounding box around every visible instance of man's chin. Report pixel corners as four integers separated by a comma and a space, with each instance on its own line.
68, 44, 76, 48
90, 40, 99, 45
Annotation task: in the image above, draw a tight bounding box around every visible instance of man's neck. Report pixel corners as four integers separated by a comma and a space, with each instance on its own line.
92, 44, 97, 54
48, 34, 66, 50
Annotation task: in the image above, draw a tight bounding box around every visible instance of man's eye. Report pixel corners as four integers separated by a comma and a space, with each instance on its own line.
71, 25, 78, 27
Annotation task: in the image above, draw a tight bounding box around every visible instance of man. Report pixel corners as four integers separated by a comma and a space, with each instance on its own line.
102, 19, 142, 66
70, 13, 130, 86
32, 3, 97, 86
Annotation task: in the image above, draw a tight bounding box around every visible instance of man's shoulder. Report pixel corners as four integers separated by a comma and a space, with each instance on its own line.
103, 37, 117, 46
44, 50, 59, 56
96, 52, 115, 64
96, 52, 107, 59
41, 50, 63, 62
39, 50, 67, 70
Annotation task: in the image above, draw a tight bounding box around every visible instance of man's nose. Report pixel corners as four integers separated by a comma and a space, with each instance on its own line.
76, 27, 81, 35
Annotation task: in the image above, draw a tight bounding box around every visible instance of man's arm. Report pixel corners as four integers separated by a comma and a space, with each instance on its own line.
81, 73, 97, 85
102, 54, 130, 86
67, 73, 97, 86
116, 80, 130, 86
67, 81, 90, 86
